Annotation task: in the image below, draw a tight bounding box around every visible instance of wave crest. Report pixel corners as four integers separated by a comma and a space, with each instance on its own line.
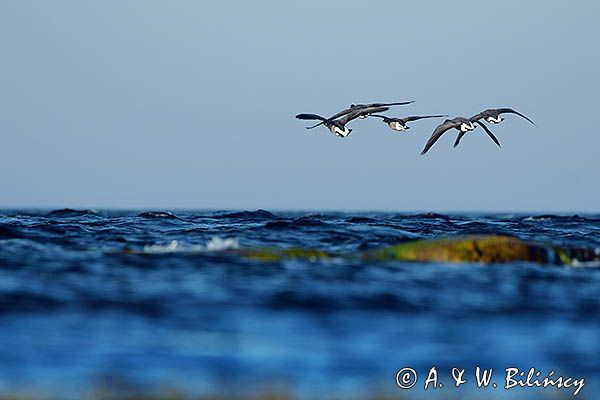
141, 236, 239, 254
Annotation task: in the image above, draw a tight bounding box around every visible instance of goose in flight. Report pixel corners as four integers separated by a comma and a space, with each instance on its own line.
420, 117, 500, 155
454, 108, 535, 148
470, 107, 535, 126
295, 106, 388, 138
303, 101, 414, 130
369, 114, 447, 132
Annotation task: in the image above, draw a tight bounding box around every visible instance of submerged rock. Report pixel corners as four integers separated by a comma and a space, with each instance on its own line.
367, 235, 550, 263
124, 234, 599, 266
235, 247, 332, 262
236, 235, 599, 266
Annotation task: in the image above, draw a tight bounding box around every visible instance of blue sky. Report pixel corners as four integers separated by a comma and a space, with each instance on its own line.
1, 1, 599, 211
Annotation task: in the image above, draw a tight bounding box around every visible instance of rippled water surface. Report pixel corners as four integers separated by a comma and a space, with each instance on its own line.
0, 209, 599, 398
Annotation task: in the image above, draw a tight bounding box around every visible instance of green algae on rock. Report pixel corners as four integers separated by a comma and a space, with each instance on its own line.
368, 235, 599, 265
233, 247, 334, 262
234, 235, 598, 266
124, 235, 598, 266
366, 235, 552, 264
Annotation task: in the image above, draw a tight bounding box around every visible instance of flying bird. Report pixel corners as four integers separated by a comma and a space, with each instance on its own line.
369, 114, 447, 132
295, 107, 388, 138
454, 108, 535, 148
303, 101, 414, 130
420, 117, 501, 155
469, 108, 535, 126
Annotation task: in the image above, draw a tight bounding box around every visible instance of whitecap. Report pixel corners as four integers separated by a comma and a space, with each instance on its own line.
204, 236, 239, 251
141, 237, 239, 254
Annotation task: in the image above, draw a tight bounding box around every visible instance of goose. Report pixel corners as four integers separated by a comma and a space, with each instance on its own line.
303, 101, 414, 129
454, 108, 535, 148
369, 114, 447, 132
470, 108, 535, 126
295, 107, 388, 138
421, 117, 500, 155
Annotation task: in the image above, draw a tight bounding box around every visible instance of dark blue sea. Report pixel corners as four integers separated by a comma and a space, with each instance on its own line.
0, 210, 599, 399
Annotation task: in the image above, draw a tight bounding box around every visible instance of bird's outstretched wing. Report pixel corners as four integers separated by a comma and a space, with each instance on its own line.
365, 101, 414, 107
469, 111, 489, 122
305, 101, 413, 129
368, 114, 389, 120
304, 107, 357, 129
474, 120, 501, 147
336, 110, 363, 126
402, 115, 448, 123
453, 131, 467, 147
497, 108, 536, 126
421, 119, 459, 155
326, 108, 355, 120
326, 102, 392, 122
296, 113, 328, 122
296, 113, 331, 130
350, 101, 414, 108
337, 106, 389, 125
356, 105, 390, 117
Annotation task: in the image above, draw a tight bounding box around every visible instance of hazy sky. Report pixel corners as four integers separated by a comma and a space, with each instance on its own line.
1, 1, 599, 212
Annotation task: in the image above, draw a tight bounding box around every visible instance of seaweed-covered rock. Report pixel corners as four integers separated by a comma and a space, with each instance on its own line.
234, 247, 332, 262
123, 234, 599, 266
235, 235, 598, 265
367, 235, 552, 264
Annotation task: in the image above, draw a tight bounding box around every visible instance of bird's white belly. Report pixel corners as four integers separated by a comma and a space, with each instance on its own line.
487, 115, 502, 124
460, 122, 475, 132
391, 121, 405, 131
332, 126, 350, 137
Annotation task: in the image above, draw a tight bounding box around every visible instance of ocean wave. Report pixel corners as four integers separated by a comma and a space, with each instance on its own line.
46, 208, 101, 218
1, 210, 599, 398
345, 216, 377, 223
522, 214, 600, 222
213, 209, 275, 220
264, 216, 327, 229
411, 212, 452, 220
137, 211, 180, 219
0, 224, 24, 240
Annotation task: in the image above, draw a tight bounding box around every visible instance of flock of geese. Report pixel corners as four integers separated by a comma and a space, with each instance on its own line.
295, 101, 535, 154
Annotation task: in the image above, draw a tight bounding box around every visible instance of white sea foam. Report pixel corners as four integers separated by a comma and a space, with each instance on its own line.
142, 237, 239, 254
204, 236, 240, 251
570, 248, 600, 268
570, 259, 600, 268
